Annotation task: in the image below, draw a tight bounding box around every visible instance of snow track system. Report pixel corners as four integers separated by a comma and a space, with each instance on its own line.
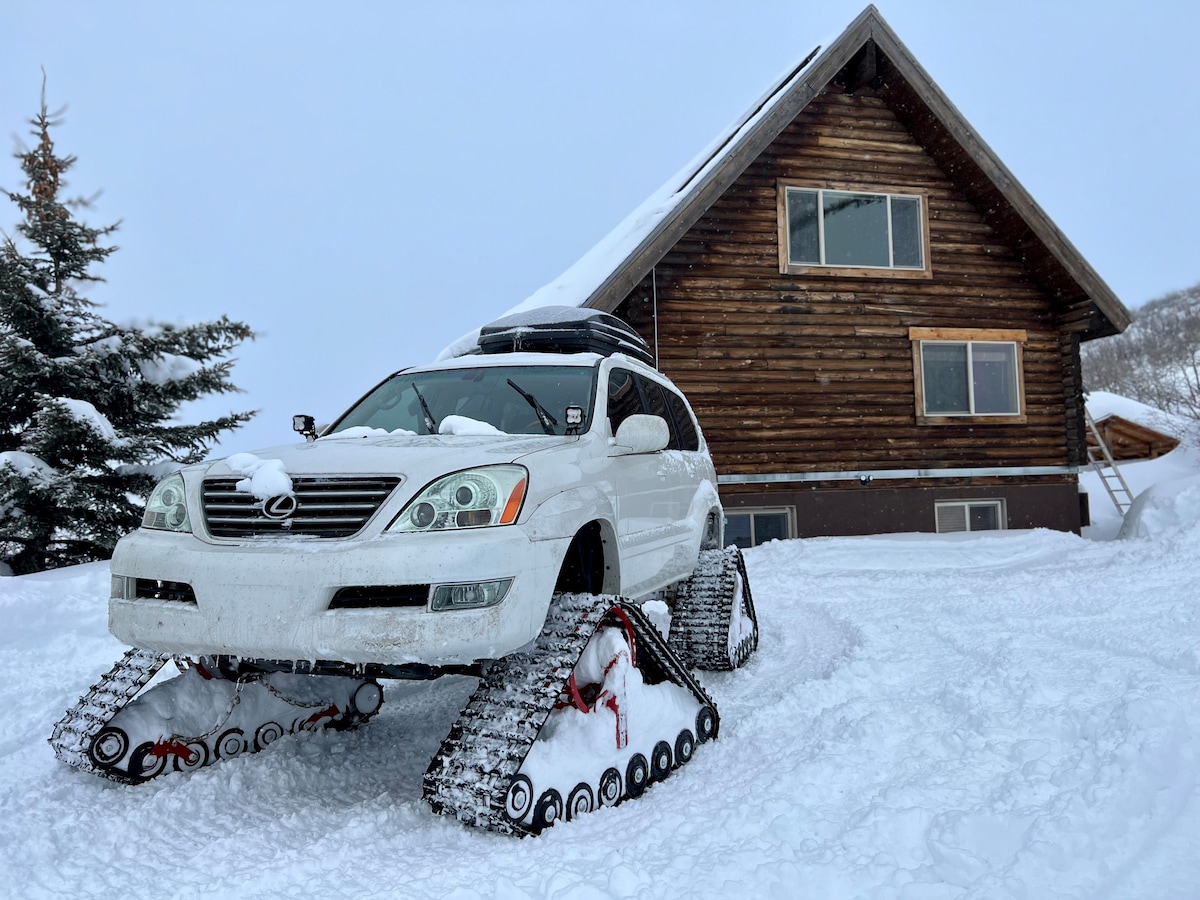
50, 552, 755, 836
423, 593, 719, 834
668, 546, 759, 671
49, 652, 382, 784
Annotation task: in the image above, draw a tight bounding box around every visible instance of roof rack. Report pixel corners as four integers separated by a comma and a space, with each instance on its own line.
475, 306, 655, 367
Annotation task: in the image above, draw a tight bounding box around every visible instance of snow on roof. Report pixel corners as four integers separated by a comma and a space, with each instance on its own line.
436, 45, 828, 361
1085, 391, 1191, 438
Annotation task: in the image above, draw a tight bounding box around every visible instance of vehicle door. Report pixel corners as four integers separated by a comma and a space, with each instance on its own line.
605, 366, 685, 594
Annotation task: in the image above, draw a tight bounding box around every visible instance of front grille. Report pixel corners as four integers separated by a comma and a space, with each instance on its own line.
202, 476, 401, 538
134, 579, 196, 603
329, 585, 431, 609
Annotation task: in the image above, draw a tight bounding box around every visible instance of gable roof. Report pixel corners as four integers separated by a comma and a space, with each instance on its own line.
520, 5, 1130, 341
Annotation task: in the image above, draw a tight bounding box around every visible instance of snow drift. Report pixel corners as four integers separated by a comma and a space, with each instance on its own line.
3, 446, 1200, 897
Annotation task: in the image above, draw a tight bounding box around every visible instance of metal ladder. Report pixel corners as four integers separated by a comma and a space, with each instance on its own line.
1085, 407, 1135, 514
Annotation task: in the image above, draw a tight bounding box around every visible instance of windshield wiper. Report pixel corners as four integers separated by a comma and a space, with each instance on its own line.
506, 378, 558, 435
411, 382, 438, 433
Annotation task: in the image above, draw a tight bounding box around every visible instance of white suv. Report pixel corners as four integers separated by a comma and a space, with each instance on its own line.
108, 308, 725, 672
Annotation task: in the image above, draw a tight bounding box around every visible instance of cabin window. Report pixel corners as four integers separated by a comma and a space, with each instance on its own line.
935, 500, 1005, 533
778, 182, 929, 276
909, 328, 1027, 424
724, 508, 792, 548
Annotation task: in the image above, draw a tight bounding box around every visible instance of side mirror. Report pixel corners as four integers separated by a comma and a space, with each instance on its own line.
293, 414, 317, 443
612, 414, 669, 455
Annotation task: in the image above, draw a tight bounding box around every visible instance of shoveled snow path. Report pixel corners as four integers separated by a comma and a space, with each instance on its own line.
1, 525, 1199, 899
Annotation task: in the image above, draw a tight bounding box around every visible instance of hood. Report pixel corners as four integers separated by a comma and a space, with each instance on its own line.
199, 433, 569, 484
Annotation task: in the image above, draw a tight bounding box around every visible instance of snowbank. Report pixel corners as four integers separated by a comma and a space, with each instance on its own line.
3, 514, 1199, 897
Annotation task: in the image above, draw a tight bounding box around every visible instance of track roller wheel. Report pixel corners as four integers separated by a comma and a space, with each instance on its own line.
625, 753, 649, 799
696, 705, 717, 743
88, 727, 129, 769
566, 782, 595, 821
351, 681, 383, 717
215, 728, 245, 760
674, 729, 695, 766
532, 788, 564, 831
650, 740, 673, 782
128, 742, 167, 780
598, 767, 622, 807
254, 721, 284, 751
504, 774, 535, 824
174, 739, 209, 772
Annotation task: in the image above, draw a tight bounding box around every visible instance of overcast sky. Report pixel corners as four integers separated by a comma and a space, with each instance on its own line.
3, 1, 1198, 455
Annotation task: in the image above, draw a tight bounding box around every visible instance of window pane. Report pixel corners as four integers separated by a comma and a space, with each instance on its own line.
935, 504, 967, 533
607, 368, 644, 434
968, 503, 1000, 531
890, 196, 922, 268
971, 343, 1018, 414
753, 512, 789, 544
823, 191, 888, 266
724, 514, 752, 549
922, 343, 970, 414
787, 189, 820, 264
636, 376, 675, 449
665, 391, 699, 451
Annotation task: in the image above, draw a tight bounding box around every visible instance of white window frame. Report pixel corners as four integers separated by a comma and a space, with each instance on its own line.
777, 181, 931, 278
723, 507, 794, 548
909, 327, 1027, 425
935, 499, 1006, 533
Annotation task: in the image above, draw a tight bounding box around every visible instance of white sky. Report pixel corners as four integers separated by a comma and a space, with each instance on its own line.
3, 1, 1198, 455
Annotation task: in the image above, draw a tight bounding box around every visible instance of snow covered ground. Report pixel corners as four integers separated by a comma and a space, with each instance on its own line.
4, 459, 1200, 898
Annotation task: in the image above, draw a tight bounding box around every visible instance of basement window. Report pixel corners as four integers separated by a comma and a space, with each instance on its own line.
909, 328, 1027, 424
724, 508, 793, 548
935, 500, 1005, 533
778, 182, 928, 276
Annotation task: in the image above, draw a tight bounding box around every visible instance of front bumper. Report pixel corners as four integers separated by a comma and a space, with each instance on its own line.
108, 525, 568, 666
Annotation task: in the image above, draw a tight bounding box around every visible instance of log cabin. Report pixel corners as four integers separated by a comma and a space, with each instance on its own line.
502, 6, 1134, 545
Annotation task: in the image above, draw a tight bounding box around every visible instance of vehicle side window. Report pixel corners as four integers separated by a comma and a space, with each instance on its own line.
607, 368, 645, 435
664, 389, 700, 451
635, 376, 679, 450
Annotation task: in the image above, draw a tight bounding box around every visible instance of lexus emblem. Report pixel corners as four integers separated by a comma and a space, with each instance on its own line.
262, 494, 298, 520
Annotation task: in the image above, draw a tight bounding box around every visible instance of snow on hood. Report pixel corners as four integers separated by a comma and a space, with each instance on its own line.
200, 432, 564, 485
437, 415, 504, 436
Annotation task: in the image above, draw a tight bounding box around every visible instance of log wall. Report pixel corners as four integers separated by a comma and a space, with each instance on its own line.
615, 84, 1077, 482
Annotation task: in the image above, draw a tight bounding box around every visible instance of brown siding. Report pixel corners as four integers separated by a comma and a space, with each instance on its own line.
615, 85, 1074, 481
722, 479, 1083, 538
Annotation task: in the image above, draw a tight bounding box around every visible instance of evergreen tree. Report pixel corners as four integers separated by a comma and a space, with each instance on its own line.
0, 95, 255, 574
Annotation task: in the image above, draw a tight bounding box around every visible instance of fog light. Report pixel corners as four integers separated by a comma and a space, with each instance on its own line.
430, 578, 513, 611
111, 575, 132, 599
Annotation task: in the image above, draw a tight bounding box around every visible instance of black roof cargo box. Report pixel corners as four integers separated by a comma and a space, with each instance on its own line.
476, 306, 655, 367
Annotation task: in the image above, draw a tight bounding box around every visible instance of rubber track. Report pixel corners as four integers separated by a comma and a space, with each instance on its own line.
422, 592, 718, 835
668, 547, 759, 671
48, 647, 170, 784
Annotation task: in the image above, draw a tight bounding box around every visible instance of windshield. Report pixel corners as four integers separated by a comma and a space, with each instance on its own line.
328, 364, 598, 436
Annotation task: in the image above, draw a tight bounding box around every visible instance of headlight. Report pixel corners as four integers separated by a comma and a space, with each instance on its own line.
389, 465, 527, 532
142, 473, 192, 533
